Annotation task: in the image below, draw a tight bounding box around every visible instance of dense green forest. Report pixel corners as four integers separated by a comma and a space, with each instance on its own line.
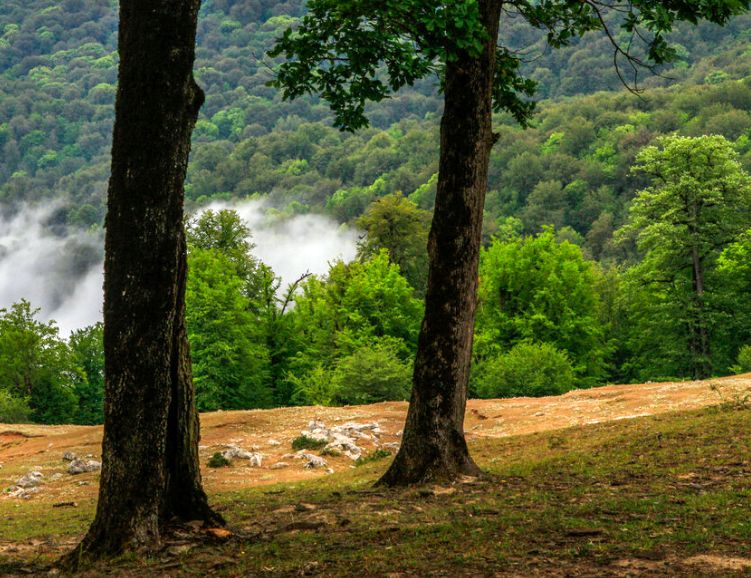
2, 0, 751, 423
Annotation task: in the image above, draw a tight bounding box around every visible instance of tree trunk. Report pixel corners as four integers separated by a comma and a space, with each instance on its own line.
378, 0, 501, 486
67, 0, 222, 560
690, 243, 711, 379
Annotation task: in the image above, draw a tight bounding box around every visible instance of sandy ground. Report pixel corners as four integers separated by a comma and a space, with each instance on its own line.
1, 373, 749, 504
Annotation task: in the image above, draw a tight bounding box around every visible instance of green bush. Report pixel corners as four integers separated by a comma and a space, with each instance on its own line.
0, 389, 31, 423
734, 345, 751, 374
473, 342, 576, 399
207, 452, 231, 468
355, 448, 392, 467
331, 341, 412, 405
291, 435, 328, 451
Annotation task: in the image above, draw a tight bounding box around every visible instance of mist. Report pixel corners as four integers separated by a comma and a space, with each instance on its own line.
0, 200, 358, 337
199, 199, 360, 288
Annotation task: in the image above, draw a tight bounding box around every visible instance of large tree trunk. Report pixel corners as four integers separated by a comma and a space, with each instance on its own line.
378, 0, 501, 486
67, 0, 222, 560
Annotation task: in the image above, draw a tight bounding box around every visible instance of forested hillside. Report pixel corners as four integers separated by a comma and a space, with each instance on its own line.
2, 0, 751, 229
2, 0, 751, 425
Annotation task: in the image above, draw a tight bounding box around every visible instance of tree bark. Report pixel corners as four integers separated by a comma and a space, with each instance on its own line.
690, 242, 711, 379
66, 0, 222, 561
378, 0, 501, 486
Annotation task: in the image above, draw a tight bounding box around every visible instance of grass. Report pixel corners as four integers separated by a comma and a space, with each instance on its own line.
2, 405, 751, 576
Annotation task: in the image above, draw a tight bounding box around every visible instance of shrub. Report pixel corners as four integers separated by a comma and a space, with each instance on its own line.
734, 345, 751, 374
331, 341, 412, 405
207, 452, 231, 468
473, 342, 576, 399
0, 389, 31, 423
355, 448, 392, 467
291, 435, 328, 451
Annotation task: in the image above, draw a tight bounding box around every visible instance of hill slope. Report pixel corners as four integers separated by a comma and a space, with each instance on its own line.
1, 376, 751, 575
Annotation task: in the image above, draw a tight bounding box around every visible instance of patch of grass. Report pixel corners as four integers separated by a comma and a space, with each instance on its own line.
207, 452, 231, 468
354, 448, 392, 467
291, 434, 328, 451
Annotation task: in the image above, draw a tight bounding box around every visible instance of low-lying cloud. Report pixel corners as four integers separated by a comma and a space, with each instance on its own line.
0, 200, 358, 337
200, 199, 360, 289
0, 205, 103, 337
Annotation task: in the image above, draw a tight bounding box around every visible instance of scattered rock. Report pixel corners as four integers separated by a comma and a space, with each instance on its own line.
298, 420, 383, 461
67, 459, 101, 475
222, 445, 263, 466
6, 486, 40, 499
271, 462, 290, 470
15, 471, 44, 488
62, 452, 77, 462
267, 439, 282, 447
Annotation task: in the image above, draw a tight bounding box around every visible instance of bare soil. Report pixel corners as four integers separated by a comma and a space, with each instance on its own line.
1, 373, 749, 504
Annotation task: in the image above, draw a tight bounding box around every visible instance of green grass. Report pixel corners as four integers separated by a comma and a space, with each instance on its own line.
3, 405, 751, 576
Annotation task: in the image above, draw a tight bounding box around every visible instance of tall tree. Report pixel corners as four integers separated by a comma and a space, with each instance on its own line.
68, 0, 222, 561
618, 135, 751, 379
271, 0, 750, 484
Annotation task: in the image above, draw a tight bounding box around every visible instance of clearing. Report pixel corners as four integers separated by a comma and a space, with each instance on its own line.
0, 374, 750, 576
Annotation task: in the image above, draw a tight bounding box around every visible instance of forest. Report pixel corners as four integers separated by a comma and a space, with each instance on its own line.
2, 0, 751, 424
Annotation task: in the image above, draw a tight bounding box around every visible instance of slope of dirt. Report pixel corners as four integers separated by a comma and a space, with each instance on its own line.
1, 374, 749, 505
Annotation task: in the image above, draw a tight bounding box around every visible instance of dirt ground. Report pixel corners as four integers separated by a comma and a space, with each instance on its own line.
1, 373, 749, 505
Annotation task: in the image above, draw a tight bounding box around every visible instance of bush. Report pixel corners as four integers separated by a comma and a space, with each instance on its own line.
207, 452, 231, 468
473, 342, 576, 399
0, 389, 31, 423
735, 345, 751, 374
331, 341, 412, 405
355, 448, 392, 467
291, 435, 328, 451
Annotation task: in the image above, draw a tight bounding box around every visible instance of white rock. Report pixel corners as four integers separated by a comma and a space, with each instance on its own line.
267, 439, 282, 447
16, 471, 44, 488
270, 462, 290, 470
222, 445, 263, 467
62, 452, 77, 462
68, 459, 101, 475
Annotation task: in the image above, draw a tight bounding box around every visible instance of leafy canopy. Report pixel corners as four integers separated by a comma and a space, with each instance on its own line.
270, 0, 750, 130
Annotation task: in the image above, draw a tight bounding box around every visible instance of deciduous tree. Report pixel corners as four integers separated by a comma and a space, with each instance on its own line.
271, 0, 750, 484
68, 0, 222, 561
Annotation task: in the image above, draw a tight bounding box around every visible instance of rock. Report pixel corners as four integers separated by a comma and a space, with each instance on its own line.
295, 502, 317, 512
49, 473, 63, 481
6, 486, 39, 499
267, 439, 282, 447
380, 442, 400, 451
221, 445, 263, 466
67, 459, 101, 475
16, 471, 44, 488
323, 433, 362, 460
62, 452, 77, 462
271, 462, 290, 470
299, 420, 382, 461
297, 452, 327, 469
77, 481, 90, 486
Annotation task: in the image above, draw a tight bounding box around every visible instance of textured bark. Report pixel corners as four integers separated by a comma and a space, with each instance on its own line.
378, 0, 501, 486
67, 0, 222, 560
